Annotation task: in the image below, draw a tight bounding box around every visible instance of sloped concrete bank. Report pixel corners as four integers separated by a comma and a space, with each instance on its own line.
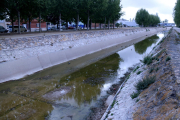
103, 27, 180, 120
0, 28, 165, 83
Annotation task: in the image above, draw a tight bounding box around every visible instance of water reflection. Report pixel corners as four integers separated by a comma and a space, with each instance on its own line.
0, 33, 165, 120
48, 53, 121, 120
134, 35, 159, 54
117, 33, 164, 78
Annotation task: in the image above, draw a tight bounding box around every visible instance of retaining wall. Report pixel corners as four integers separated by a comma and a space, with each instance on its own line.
0, 28, 165, 83
0, 28, 149, 62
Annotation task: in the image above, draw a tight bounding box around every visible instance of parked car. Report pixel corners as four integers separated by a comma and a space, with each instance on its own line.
68, 26, 76, 29
61, 26, 66, 30
51, 26, 57, 30
9, 25, 27, 32
0, 26, 8, 33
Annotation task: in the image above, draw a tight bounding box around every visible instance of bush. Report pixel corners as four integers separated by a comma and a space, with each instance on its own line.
130, 91, 140, 99
136, 76, 155, 91
156, 67, 159, 72
166, 56, 171, 61
143, 56, 153, 65
149, 68, 154, 73
137, 71, 142, 75
133, 66, 140, 73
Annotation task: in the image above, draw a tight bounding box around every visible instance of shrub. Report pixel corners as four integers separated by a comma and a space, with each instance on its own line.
136, 76, 155, 91
149, 68, 154, 73
143, 56, 153, 65
130, 91, 140, 99
156, 67, 159, 72
111, 100, 116, 107
137, 71, 142, 75
136, 98, 140, 102
133, 66, 140, 73
166, 56, 171, 61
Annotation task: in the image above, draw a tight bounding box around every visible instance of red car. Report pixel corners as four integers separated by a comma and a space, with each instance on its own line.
68, 26, 75, 29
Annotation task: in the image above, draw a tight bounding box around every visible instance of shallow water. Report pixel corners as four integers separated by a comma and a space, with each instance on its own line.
0, 33, 164, 120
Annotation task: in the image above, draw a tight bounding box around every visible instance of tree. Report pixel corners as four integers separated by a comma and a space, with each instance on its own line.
21, 0, 40, 32
135, 8, 160, 27
173, 0, 180, 27
149, 14, 160, 27
0, 0, 7, 20
135, 8, 150, 27
115, 23, 120, 28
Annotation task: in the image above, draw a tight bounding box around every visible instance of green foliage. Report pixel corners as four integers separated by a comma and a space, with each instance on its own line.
136, 98, 140, 102
166, 56, 171, 61
111, 100, 116, 107
149, 68, 154, 73
136, 76, 155, 91
135, 8, 160, 27
133, 66, 140, 73
156, 67, 159, 72
143, 56, 153, 65
134, 35, 159, 54
130, 91, 140, 99
173, 0, 180, 27
137, 71, 142, 75
0, 0, 123, 31
115, 23, 120, 28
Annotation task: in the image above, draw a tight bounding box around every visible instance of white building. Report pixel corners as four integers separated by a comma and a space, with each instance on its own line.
116, 19, 139, 27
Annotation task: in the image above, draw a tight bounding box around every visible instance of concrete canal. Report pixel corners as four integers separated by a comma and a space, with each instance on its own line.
0, 33, 165, 120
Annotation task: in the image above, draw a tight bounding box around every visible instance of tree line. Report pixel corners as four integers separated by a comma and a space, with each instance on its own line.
174, 0, 180, 27
135, 8, 160, 27
0, 0, 123, 33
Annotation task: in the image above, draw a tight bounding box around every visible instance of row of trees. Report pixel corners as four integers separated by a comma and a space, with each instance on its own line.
135, 9, 160, 27
0, 0, 123, 33
174, 0, 180, 27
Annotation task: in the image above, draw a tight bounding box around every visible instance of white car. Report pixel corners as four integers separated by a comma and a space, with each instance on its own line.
9, 26, 27, 32
0, 26, 8, 33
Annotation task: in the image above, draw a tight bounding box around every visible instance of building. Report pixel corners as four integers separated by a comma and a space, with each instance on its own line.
116, 19, 139, 27
158, 23, 176, 27
13, 19, 47, 32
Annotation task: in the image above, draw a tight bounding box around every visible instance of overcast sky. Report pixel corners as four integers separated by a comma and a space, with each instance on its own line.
121, 0, 176, 23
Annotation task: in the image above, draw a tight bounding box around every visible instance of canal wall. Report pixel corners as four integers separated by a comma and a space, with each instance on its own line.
0, 28, 165, 83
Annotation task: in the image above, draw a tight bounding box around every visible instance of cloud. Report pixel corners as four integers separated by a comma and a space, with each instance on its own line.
121, 0, 176, 23
121, 0, 159, 9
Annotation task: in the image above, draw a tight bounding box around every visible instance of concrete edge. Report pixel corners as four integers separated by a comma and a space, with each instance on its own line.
0, 28, 165, 83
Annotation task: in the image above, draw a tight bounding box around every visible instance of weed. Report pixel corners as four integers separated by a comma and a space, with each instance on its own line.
136, 76, 155, 91
155, 57, 159, 61
126, 74, 130, 80
166, 56, 171, 61
111, 100, 116, 108
133, 66, 140, 73
105, 115, 108, 119
143, 56, 153, 65
130, 91, 140, 99
136, 98, 140, 102
156, 67, 159, 72
152, 57, 159, 61
111, 113, 114, 116
149, 68, 154, 73
137, 71, 142, 75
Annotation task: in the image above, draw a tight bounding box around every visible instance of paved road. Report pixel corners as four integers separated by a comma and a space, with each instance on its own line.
167, 28, 180, 84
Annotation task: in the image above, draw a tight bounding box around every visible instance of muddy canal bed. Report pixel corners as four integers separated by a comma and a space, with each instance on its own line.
0, 33, 165, 120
